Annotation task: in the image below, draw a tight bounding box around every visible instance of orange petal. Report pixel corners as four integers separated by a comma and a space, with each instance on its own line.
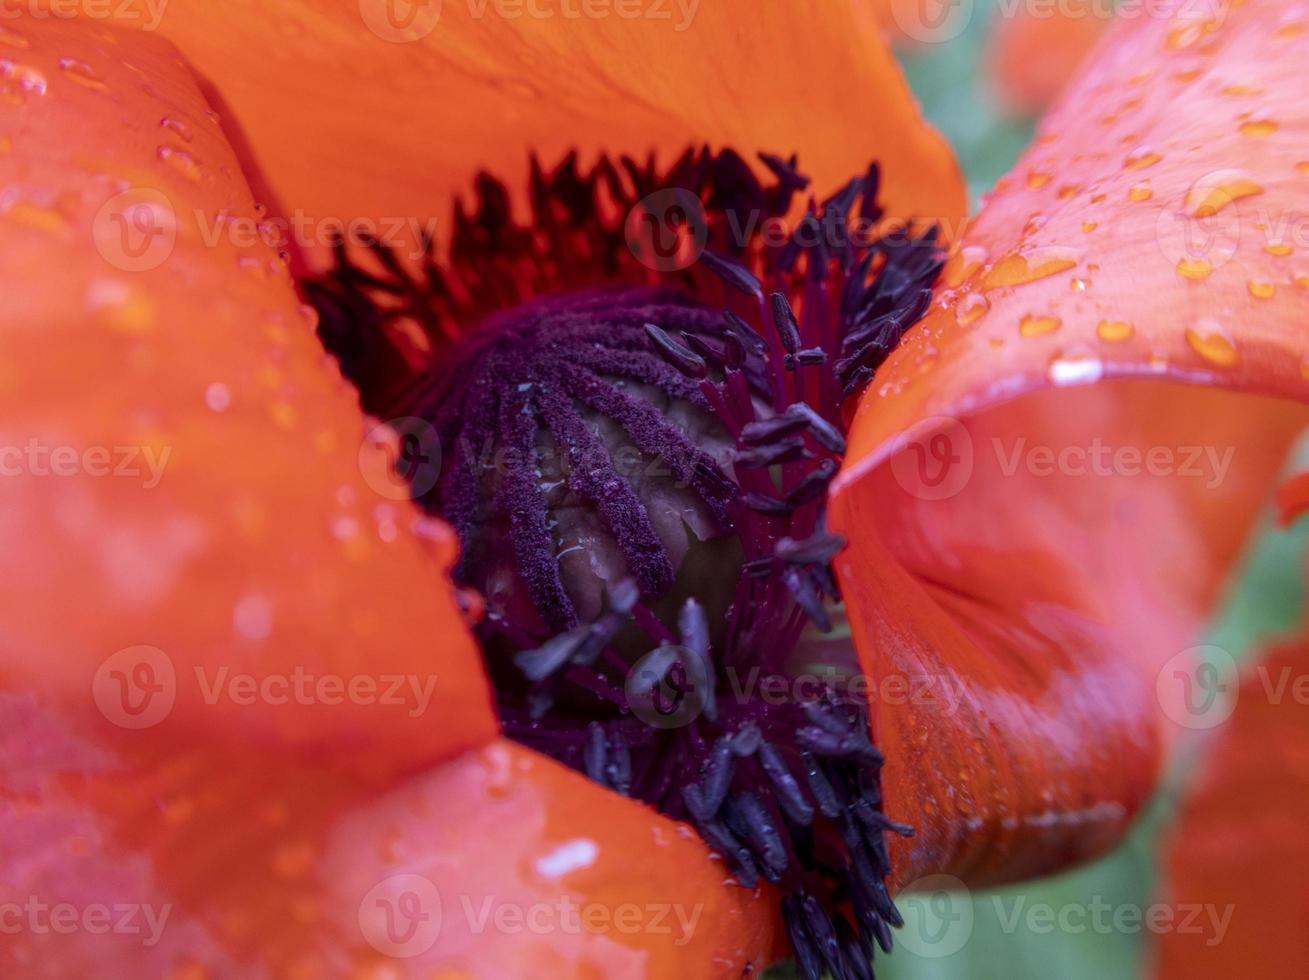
95, 1, 964, 251
1275, 470, 1309, 525
984, 0, 1110, 116
0, 16, 495, 770
0, 694, 775, 976
1154, 639, 1309, 977
832, 0, 1309, 888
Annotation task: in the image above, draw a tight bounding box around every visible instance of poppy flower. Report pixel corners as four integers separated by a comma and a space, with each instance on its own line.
2, 1, 1307, 977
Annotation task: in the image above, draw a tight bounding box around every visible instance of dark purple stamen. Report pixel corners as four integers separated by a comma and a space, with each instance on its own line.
301, 147, 944, 980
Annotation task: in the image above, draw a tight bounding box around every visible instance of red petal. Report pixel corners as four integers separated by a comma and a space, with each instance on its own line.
832, 0, 1309, 888
0, 16, 495, 771
1154, 639, 1309, 976
111, 2, 965, 256
0, 694, 776, 976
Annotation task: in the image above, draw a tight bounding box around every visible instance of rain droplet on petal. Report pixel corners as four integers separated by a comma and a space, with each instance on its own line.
981, 246, 1080, 289
1184, 169, 1264, 217
1248, 279, 1276, 299
1177, 257, 1213, 280
1019, 314, 1061, 337
1185, 320, 1239, 367
57, 57, 106, 91
1240, 118, 1280, 138
1097, 319, 1135, 342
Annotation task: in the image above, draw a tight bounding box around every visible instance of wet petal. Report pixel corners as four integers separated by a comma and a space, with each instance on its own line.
0, 694, 775, 976
118, 1, 965, 252
832, 0, 1309, 887
1154, 639, 1309, 976
0, 16, 495, 770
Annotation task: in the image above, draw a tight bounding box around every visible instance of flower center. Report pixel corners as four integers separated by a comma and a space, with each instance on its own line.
303, 148, 944, 980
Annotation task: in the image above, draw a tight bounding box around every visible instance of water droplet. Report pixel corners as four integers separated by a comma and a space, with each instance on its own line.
1019, 314, 1061, 337
1177, 257, 1212, 280
1069, 277, 1089, 292
1081, 221, 1098, 233
57, 57, 105, 91
1027, 170, 1053, 189
957, 292, 990, 325
1127, 184, 1153, 202
1297, 161, 1309, 176
1184, 169, 1264, 216
1165, 19, 1217, 50
0, 60, 47, 95
942, 244, 987, 288
1049, 351, 1104, 386
1275, 21, 1307, 40
1220, 83, 1264, 96
1185, 320, 1239, 366
1124, 149, 1162, 171
157, 145, 201, 180
1266, 242, 1293, 256
1240, 118, 1280, 138
1294, 273, 1309, 290
981, 246, 1080, 288
1097, 319, 1135, 342
205, 382, 231, 412
1248, 278, 1276, 299
160, 115, 194, 142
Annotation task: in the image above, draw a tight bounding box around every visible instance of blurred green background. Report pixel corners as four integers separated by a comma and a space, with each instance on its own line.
768, 4, 1309, 976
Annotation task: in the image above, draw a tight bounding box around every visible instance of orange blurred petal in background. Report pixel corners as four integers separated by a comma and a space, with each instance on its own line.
984, 0, 1111, 117
1153, 639, 1309, 977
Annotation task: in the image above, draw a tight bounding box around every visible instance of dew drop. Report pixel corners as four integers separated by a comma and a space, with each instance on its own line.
956, 292, 990, 325
1265, 241, 1293, 256
160, 115, 194, 142
205, 382, 231, 412
1240, 118, 1280, 138
1097, 319, 1135, 342
981, 246, 1080, 288
1184, 169, 1264, 217
1127, 184, 1153, 202
57, 57, 105, 91
1019, 314, 1061, 337
1177, 257, 1212, 280
1124, 149, 1162, 171
0, 60, 47, 95
1185, 320, 1239, 366
1298, 161, 1309, 176
157, 145, 201, 181
1049, 351, 1104, 386
1248, 278, 1276, 299
942, 244, 988, 288
1081, 220, 1098, 233
1220, 83, 1264, 96
1294, 273, 1309, 290
1027, 170, 1053, 189
1069, 277, 1089, 292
